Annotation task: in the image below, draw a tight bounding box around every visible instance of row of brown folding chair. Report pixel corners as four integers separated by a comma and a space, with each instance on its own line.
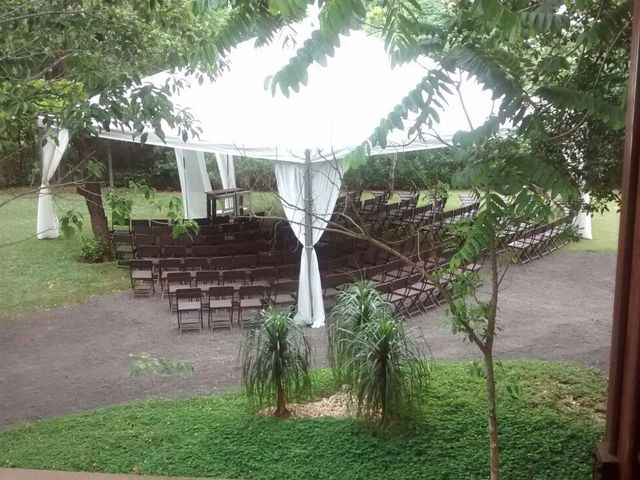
172, 283, 295, 329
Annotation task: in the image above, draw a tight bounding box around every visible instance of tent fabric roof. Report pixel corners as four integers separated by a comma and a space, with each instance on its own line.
96, 19, 499, 163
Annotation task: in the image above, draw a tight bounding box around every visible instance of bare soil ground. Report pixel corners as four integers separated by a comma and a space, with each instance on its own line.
0, 251, 615, 428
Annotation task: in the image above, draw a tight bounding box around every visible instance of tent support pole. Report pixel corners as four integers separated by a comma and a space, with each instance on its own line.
304, 149, 314, 324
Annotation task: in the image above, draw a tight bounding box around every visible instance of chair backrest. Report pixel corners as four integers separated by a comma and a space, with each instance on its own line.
134, 233, 156, 246
184, 257, 210, 270
166, 272, 192, 285
274, 280, 298, 294
222, 270, 246, 284
175, 288, 202, 302
131, 219, 150, 231
112, 231, 133, 244
195, 270, 219, 285
277, 264, 298, 279
159, 258, 182, 271
235, 254, 258, 269
259, 252, 281, 266
129, 259, 153, 271
163, 245, 186, 258
216, 244, 237, 256
209, 286, 234, 298
251, 267, 276, 282
192, 245, 217, 257
211, 256, 234, 270
136, 245, 160, 258
239, 285, 265, 299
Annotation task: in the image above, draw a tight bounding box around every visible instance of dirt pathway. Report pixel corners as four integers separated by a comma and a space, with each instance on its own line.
0, 251, 615, 428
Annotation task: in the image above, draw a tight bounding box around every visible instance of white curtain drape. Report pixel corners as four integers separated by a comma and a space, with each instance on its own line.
36, 129, 69, 239
576, 192, 593, 239
175, 148, 212, 219
275, 158, 343, 327
215, 153, 237, 211
215, 153, 236, 189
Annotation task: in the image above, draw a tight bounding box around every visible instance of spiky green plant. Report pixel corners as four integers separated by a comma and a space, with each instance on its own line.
327, 281, 389, 384
240, 307, 311, 418
345, 310, 430, 428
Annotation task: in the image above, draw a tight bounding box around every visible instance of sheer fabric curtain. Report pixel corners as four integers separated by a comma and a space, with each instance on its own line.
175, 148, 212, 219
215, 153, 237, 211
36, 129, 69, 239
275, 158, 343, 327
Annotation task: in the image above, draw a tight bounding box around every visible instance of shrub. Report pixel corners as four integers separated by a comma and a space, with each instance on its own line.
327, 281, 389, 384
328, 281, 430, 427
346, 310, 430, 427
79, 236, 105, 263
240, 307, 311, 418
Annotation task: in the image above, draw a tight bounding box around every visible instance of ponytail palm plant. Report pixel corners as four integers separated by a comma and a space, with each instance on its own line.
327, 281, 389, 384
241, 308, 311, 418
346, 310, 429, 427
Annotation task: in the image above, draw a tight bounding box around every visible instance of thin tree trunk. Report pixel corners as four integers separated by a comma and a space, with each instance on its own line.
484, 350, 501, 480
107, 144, 114, 188
388, 152, 397, 196
484, 238, 501, 480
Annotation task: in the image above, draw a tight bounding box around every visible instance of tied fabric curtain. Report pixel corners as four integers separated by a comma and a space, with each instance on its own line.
575, 192, 593, 239
175, 148, 212, 219
215, 153, 237, 211
36, 129, 70, 239
275, 158, 343, 327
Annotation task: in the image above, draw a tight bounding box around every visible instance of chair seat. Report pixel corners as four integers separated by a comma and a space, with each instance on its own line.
210, 299, 233, 309
240, 298, 263, 308
324, 287, 340, 298
273, 294, 295, 304
132, 271, 153, 280
169, 284, 192, 293
178, 301, 201, 311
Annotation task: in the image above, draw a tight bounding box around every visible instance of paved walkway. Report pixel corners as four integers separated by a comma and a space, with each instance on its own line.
0, 251, 616, 429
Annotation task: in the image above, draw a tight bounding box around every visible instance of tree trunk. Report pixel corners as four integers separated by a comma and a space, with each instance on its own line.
484, 238, 501, 480
484, 350, 501, 480
74, 135, 111, 259
388, 152, 397, 196
273, 376, 290, 418
107, 144, 114, 188
77, 181, 112, 259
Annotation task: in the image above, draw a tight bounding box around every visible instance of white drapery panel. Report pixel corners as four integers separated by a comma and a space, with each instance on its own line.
215, 153, 237, 211
175, 148, 212, 219
36, 129, 69, 239
576, 192, 593, 239
215, 153, 236, 189
275, 158, 343, 327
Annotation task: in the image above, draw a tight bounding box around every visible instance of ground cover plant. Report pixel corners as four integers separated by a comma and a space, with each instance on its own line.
0, 361, 605, 479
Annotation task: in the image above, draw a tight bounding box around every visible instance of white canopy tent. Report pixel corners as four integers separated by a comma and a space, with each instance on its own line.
36, 17, 516, 327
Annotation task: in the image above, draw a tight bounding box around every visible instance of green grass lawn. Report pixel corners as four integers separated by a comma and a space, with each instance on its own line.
567, 206, 620, 252
0, 361, 605, 479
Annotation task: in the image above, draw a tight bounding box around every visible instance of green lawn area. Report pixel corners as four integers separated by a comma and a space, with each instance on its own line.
0, 187, 278, 316
0, 361, 605, 479
567, 206, 620, 252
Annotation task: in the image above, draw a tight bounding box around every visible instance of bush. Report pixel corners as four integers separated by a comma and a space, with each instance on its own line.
328, 281, 430, 427
346, 310, 430, 427
79, 236, 105, 263
327, 281, 389, 384
342, 149, 470, 191
240, 307, 312, 418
